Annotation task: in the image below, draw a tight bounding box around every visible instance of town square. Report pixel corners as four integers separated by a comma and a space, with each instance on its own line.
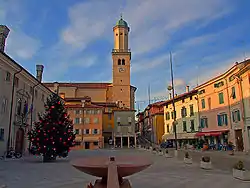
1, 0, 250, 187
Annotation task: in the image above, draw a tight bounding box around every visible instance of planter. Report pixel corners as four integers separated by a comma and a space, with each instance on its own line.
233, 168, 250, 181
149, 146, 153, 150
152, 150, 157, 154
158, 151, 164, 156
165, 153, 172, 158
184, 157, 192, 164
200, 161, 212, 169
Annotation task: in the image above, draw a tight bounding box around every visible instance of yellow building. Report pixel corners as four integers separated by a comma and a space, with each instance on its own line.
162, 87, 199, 146
43, 16, 136, 144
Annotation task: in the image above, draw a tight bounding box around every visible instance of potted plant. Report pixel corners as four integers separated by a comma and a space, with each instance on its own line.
233, 161, 250, 181
152, 148, 157, 154
200, 156, 212, 169
165, 149, 172, 158
184, 152, 192, 164
158, 149, 164, 156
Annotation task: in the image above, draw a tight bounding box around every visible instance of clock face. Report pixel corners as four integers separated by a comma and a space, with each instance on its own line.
118, 67, 125, 73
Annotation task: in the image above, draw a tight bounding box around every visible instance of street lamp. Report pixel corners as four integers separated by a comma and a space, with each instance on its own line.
168, 51, 178, 153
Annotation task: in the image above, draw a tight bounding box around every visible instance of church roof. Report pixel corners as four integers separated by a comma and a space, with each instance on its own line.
43, 82, 111, 89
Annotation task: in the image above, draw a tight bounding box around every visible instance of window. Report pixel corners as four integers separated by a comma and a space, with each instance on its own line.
120, 33, 123, 35
74, 118, 80, 124
198, 89, 205, 95
0, 128, 4, 141
117, 117, 121, 123
171, 111, 176, 119
75, 141, 81, 146
201, 99, 205, 109
16, 98, 22, 115
218, 92, 224, 104
5, 71, 10, 81
208, 97, 211, 109
86, 110, 91, 114
29, 86, 33, 94
217, 114, 228, 126
231, 87, 236, 99
93, 129, 98, 134
93, 117, 99, 124
229, 75, 234, 82
232, 110, 241, 122
93, 141, 98, 146
190, 96, 193, 100
181, 107, 187, 117
23, 101, 28, 115
190, 120, 195, 132
1, 98, 7, 114
165, 112, 170, 120
75, 110, 80, 114
182, 99, 185, 103
166, 125, 170, 133
84, 118, 90, 124
189, 105, 194, 116
200, 118, 208, 128
118, 59, 121, 65
14, 77, 19, 87
116, 33, 118, 36
85, 129, 90, 134
214, 81, 224, 88
183, 121, 187, 132
75, 129, 79, 134
108, 114, 112, 120
122, 59, 125, 65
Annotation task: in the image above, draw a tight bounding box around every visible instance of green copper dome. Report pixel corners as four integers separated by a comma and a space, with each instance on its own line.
116, 18, 128, 28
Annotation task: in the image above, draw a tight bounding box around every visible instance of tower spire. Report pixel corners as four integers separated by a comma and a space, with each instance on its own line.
120, 13, 123, 19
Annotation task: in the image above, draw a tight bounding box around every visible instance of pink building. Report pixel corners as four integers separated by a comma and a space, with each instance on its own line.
195, 60, 250, 152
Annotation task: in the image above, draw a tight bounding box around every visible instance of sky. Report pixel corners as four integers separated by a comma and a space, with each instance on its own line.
1, 0, 250, 111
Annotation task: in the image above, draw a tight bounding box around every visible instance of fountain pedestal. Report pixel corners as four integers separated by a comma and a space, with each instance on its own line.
71, 156, 152, 188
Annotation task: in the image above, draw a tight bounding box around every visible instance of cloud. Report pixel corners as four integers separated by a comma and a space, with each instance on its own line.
6, 29, 41, 60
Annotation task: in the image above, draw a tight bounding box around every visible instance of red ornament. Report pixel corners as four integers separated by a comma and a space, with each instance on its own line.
51, 106, 55, 109
58, 102, 60, 104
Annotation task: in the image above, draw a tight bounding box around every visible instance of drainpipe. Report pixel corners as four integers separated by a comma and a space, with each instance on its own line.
225, 78, 233, 130
28, 82, 41, 151
6, 68, 23, 152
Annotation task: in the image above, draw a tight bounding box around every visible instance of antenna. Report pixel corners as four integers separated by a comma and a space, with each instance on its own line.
120, 12, 123, 19
148, 84, 151, 105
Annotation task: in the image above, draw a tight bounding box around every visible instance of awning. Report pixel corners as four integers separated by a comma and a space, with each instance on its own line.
195, 130, 228, 137
162, 132, 197, 140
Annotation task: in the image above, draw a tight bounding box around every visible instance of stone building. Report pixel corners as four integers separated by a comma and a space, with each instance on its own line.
0, 25, 53, 156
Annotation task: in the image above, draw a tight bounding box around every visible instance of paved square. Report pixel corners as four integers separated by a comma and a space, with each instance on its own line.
0, 149, 250, 188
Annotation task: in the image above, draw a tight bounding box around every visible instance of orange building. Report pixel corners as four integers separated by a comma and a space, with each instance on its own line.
195, 60, 250, 151
43, 16, 136, 148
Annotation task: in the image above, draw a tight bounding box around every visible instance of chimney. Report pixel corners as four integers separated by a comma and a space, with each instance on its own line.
186, 85, 190, 93
169, 93, 172, 99
0, 25, 10, 52
36, 65, 44, 82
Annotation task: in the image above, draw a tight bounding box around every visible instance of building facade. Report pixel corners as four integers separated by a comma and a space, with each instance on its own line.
113, 110, 136, 148
195, 60, 250, 152
0, 25, 53, 156
162, 88, 199, 146
65, 97, 104, 150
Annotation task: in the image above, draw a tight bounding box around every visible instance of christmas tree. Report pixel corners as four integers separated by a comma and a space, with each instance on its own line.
28, 93, 75, 162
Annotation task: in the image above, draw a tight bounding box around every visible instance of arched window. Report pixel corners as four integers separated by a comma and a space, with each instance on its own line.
17, 98, 22, 115
122, 59, 125, 65
118, 59, 121, 65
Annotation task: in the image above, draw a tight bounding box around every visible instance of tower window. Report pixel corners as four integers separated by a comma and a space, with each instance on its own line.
125, 33, 127, 36
116, 33, 118, 36
118, 59, 121, 65
120, 33, 123, 35
121, 89, 122, 91
122, 59, 125, 65
120, 80, 122, 82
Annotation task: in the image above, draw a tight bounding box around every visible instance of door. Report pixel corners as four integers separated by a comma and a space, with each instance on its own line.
85, 142, 90, 149
15, 128, 24, 153
235, 129, 244, 151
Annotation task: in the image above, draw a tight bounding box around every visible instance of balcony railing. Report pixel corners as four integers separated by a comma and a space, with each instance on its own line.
112, 49, 131, 53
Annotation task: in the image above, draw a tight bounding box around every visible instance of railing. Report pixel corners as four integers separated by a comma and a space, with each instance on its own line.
112, 49, 131, 53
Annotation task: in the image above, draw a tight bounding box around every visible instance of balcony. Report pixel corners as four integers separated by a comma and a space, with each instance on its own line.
112, 49, 131, 53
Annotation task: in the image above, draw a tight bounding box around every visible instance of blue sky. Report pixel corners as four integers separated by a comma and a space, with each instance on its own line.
1, 0, 250, 110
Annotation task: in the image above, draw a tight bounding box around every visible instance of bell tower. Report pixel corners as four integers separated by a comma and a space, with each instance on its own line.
112, 15, 131, 109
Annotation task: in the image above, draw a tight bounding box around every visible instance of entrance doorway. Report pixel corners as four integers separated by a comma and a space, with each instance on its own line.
85, 142, 90, 149
15, 128, 24, 153
235, 129, 244, 151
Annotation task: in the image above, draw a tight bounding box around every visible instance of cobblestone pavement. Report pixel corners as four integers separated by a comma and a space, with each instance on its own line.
0, 149, 250, 188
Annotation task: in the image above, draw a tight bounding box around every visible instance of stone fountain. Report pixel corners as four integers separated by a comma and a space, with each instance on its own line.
71, 155, 152, 188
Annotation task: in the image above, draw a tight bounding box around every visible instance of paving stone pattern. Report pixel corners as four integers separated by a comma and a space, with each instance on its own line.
0, 149, 249, 188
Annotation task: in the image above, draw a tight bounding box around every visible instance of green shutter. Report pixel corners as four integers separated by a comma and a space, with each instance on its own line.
217, 115, 222, 126
237, 110, 241, 121
224, 114, 228, 125
219, 93, 224, 104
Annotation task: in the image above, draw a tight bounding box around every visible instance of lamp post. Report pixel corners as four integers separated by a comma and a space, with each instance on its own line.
168, 51, 178, 153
